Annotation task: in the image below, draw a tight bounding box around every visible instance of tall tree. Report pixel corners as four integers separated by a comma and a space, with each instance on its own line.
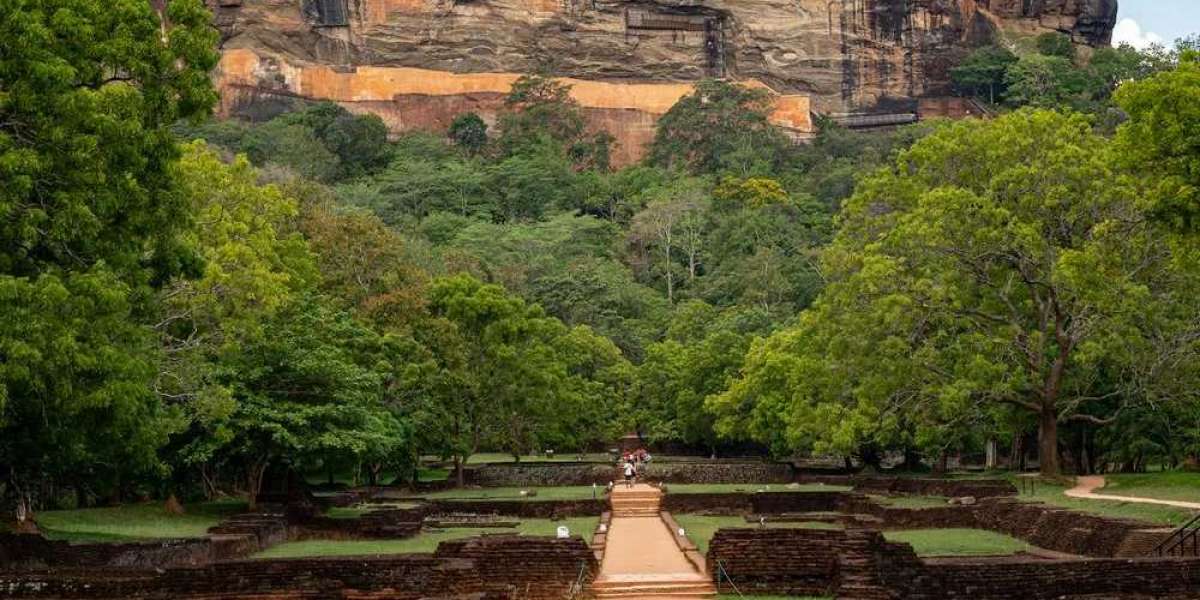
648, 79, 792, 175
715, 110, 1200, 475
0, 0, 218, 509
950, 45, 1018, 104
1113, 50, 1200, 232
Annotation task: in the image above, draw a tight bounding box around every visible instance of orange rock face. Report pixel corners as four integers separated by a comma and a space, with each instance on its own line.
215, 48, 812, 165
207, 0, 1114, 164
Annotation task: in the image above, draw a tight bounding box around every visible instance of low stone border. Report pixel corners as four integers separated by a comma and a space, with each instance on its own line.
660, 511, 706, 573
1, 511, 287, 570
0, 536, 594, 599
590, 511, 612, 562
428, 498, 606, 518
709, 527, 1200, 600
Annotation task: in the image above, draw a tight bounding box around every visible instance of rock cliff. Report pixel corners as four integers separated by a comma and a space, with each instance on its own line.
207, 0, 1117, 162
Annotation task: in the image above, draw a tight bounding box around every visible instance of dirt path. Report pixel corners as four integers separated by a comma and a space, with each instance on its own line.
593, 484, 714, 598
598, 515, 705, 580
1065, 475, 1200, 510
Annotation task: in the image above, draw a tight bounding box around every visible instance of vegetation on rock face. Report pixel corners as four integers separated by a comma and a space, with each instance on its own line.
1, 0, 1198, 513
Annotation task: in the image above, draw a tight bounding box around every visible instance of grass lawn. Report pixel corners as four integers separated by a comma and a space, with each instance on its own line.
252, 517, 599, 559
324, 503, 421, 518
419, 486, 602, 501
665, 483, 852, 494
418, 467, 450, 482
38, 500, 247, 543
674, 515, 842, 554
869, 495, 951, 509
1007, 475, 1196, 526
884, 528, 1029, 557
1102, 472, 1200, 504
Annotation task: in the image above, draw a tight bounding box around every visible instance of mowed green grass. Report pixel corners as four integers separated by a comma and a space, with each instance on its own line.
665, 483, 852, 494
1008, 475, 1197, 526
324, 503, 421, 518
418, 486, 602, 501
37, 501, 247, 542
674, 515, 842, 554
869, 495, 951, 509
1102, 472, 1200, 504
252, 517, 599, 558
883, 528, 1029, 557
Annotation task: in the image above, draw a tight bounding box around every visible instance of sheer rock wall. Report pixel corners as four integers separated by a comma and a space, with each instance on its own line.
208, 0, 1116, 162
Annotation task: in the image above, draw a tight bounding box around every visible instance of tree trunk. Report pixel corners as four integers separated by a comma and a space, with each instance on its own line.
108, 471, 122, 506
1038, 407, 1060, 477
933, 452, 948, 474
246, 459, 269, 511
454, 455, 465, 488
985, 439, 998, 470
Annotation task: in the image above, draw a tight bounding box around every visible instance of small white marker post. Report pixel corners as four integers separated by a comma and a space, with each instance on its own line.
557, 526, 571, 539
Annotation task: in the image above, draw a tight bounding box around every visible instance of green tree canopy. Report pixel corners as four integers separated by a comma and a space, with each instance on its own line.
648, 79, 793, 175
1114, 51, 1200, 232
714, 109, 1200, 475
950, 45, 1018, 104
0, 0, 218, 507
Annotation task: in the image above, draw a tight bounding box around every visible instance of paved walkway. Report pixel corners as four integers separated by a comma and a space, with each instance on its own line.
598, 515, 705, 581
593, 484, 714, 599
1065, 475, 1200, 510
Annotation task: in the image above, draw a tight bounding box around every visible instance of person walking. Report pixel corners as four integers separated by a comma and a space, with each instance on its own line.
623, 459, 635, 488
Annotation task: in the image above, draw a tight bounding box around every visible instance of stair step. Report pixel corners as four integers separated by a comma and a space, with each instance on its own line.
592, 581, 712, 590
595, 592, 717, 597
593, 584, 717, 598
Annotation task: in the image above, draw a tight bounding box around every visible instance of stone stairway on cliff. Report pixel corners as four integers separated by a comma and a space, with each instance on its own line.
594, 484, 717, 599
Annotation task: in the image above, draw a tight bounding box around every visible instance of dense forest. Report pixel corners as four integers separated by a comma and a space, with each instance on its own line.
2, 0, 1199, 512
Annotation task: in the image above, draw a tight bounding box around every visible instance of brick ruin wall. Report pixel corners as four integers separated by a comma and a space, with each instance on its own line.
708, 528, 845, 597
893, 557, 1200, 600
435, 535, 597, 599
798, 474, 1018, 498
0, 555, 484, 599
709, 528, 1200, 600
467, 462, 1016, 497
428, 498, 606, 519
640, 462, 795, 484
0, 510, 288, 570
0, 537, 593, 599
0, 535, 250, 570
468, 463, 617, 487
295, 505, 426, 539
659, 491, 1165, 558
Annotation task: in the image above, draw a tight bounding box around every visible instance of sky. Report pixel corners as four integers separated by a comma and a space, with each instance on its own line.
1113, 1, 1200, 49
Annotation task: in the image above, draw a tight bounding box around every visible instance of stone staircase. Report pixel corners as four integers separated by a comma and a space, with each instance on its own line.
596, 484, 717, 599
610, 485, 664, 517
833, 532, 900, 600
593, 575, 717, 599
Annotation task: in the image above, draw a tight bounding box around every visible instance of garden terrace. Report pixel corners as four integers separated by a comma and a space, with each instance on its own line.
0, 537, 594, 599
257, 517, 599, 558
706, 527, 1200, 600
